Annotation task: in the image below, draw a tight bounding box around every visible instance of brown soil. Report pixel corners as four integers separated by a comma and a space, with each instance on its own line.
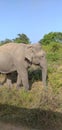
0, 122, 36, 130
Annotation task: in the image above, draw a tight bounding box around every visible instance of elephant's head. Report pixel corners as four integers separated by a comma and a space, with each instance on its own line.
25, 43, 47, 87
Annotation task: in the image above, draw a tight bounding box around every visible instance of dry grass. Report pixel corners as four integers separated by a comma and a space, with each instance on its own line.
0, 81, 62, 130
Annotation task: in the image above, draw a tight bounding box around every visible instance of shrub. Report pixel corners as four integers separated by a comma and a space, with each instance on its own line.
50, 42, 60, 52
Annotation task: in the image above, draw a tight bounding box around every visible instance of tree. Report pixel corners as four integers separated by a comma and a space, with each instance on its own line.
13, 33, 30, 44
0, 39, 12, 45
39, 32, 62, 45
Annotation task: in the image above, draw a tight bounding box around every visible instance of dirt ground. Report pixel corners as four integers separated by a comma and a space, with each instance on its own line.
0, 122, 36, 130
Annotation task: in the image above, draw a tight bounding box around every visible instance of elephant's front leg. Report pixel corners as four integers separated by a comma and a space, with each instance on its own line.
18, 69, 29, 91
16, 74, 22, 89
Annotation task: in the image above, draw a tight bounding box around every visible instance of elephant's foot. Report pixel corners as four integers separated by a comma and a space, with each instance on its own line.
24, 85, 30, 91
16, 83, 23, 90
0, 83, 3, 87
6, 79, 13, 88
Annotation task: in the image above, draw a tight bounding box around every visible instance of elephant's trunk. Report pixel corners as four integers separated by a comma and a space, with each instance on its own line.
40, 62, 47, 87
42, 67, 47, 87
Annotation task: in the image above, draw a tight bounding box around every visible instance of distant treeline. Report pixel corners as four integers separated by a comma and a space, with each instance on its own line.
0, 32, 62, 45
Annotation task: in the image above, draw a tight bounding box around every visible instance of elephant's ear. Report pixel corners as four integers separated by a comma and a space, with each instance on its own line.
25, 45, 33, 63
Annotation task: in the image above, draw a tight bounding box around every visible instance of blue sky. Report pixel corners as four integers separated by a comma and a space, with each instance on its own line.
0, 0, 62, 43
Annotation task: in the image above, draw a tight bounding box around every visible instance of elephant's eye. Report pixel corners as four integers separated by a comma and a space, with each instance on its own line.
41, 55, 44, 57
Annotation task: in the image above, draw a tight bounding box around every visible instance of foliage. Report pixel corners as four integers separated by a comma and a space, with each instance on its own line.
45, 43, 62, 92
47, 52, 59, 61
13, 33, 30, 44
50, 42, 61, 52
0, 33, 30, 45
39, 32, 62, 45
0, 39, 12, 45
28, 69, 42, 84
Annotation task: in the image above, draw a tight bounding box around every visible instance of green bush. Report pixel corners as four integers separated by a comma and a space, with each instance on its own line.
47, 52, 59, 62
28, 69, 42, 83
50, 42, 60, 52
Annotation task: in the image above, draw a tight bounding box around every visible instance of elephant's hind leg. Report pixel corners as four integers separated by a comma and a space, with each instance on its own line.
0, 74, 7, 86
6, 78, 13, 88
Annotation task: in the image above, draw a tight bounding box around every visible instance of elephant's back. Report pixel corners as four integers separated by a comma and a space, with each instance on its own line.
0, 43, 18, 50
0, 43, 26, 50
0, 43, 22, 52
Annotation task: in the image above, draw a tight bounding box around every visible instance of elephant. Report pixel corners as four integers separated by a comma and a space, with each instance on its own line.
0, 43, 47, 90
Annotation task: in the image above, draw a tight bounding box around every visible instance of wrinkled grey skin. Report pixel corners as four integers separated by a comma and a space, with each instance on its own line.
0, 43, 47, 90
